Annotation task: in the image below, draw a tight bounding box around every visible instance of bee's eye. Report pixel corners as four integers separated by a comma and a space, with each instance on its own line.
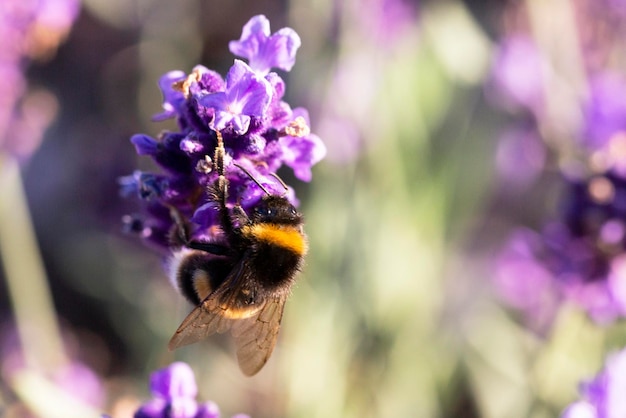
290, 207, 297, 215
256, 206, 271, 216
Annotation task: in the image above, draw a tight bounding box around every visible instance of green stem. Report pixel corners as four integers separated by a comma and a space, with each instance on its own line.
0, 155, 67, 372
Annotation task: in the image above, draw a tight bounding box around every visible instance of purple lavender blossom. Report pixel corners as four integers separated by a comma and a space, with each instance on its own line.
229, 15, 301, 75
121, 15, 325, 252
561, 347, 626, 418
200, 60, 273, 134
0, 0, 79, 160
0, 327, 105, 409
135, 362, 248, 418
493, 228, 560, 330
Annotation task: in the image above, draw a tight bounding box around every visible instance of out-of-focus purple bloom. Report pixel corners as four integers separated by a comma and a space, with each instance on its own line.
0, 327, 105, 409
561, 347, 626, 418
495, 169, 626, 325
488, 35, 546, 114
607, 0, 626, 15
121, 15, 324, 252
200, 60, 273, 134
0, 0, 79, 160
229, 15, 301, 75
358, 0, 419, 44
493, 228, 560, 330
583, 73, 626, 150
150, 362, 198, 399
134, 362, 248, 418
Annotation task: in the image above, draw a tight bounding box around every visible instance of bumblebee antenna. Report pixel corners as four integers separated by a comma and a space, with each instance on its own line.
233, 163, 272, 196
269, 172, 289, 196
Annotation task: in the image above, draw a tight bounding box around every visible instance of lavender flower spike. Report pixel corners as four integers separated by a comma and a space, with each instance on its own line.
121, 14, 324, 261
200, 60, 273, 134
229, 14, 301, 74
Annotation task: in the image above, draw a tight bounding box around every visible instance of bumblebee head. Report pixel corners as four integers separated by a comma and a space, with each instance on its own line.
251, 195, 302, 226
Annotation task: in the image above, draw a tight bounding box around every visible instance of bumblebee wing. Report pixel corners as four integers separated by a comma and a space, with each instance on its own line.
168, 262, 252, 350
231, 294, 287, 376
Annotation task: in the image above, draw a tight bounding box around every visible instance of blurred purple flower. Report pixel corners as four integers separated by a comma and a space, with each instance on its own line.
229, 15, 301, 75
134, 362, 248, 418
561, 347, 626, 418
583, 73, 626, 150
495, 170, 626, 325
200, 60, 273, 134
121, 15, 325, 252
493, 228, 560, 331
0, 326, 105, 409
0, 0, 79, 160
487, 35, 546, 114
607, 0, 626, 14
358, 0, 419, 44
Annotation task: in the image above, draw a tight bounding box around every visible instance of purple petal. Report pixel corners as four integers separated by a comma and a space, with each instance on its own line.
229, 15, 301, 74
229, 15, 271, 66
153, 71, 187, 121
223, 61, 272, 117
150, 362, 198, 400
200, 92, 229, 110
200, 61, 272, 134
192, 201, 220, 228
278, 109, 326, 181
259, 28, 301, 73
131, 134, 159, 155
233, 75, 272, 117
265, 72, 286, 100
280, 133, 326, 181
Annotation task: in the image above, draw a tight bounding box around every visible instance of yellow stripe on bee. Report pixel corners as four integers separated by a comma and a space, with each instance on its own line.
220, 305, 263, 319
243, 224, 307, 256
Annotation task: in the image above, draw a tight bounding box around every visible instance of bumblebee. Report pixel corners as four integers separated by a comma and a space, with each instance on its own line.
167, 133, 307, 376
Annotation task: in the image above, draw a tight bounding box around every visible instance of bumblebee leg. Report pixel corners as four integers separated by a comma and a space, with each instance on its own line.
232, 204, 249, 226
187, 241, 231, 256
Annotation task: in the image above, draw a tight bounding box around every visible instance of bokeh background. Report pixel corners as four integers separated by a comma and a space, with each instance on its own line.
2, 0, 626, 417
